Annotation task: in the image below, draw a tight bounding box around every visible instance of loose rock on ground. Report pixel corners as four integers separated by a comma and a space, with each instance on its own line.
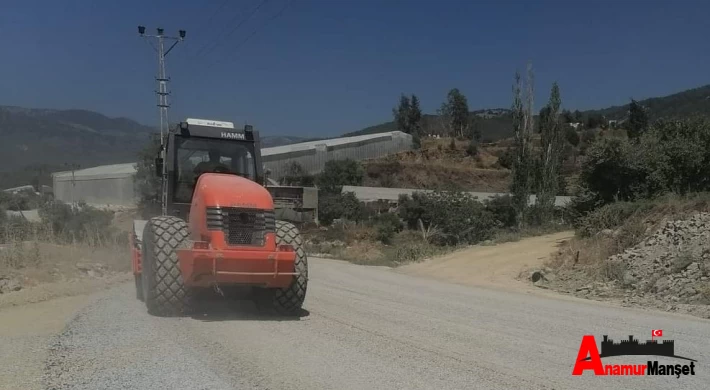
540, 212, 710, 318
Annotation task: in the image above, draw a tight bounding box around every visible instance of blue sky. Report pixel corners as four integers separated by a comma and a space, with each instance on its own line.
0, 0, 708, 138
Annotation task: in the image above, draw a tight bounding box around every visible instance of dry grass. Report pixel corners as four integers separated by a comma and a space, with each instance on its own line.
361, 136, 513, 192
0, 223, 129, 288
364, 161, 511, 192
303, 224, 453, 267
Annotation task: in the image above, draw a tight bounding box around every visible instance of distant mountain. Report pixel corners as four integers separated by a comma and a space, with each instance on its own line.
343, 109, 513, 142
584, 84, 710, 121
0, 106, 156, 173
0, 106, 318, 174
346, 84, 710, 140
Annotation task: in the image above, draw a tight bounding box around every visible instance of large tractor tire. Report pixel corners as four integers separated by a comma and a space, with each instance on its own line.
141, 216, 192, 316
255, 221, 308, 316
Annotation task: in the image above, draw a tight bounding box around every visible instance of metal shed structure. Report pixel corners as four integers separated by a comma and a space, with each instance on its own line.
51, 131, 414, 208
52, 163, 138, 207
262, 131, 412, 179
341, 186, 573, 207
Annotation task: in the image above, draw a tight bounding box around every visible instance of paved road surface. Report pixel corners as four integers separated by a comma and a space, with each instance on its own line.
5, 258, 709, 389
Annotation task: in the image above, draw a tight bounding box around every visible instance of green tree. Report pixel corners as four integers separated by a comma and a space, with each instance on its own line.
510, 64, 535, 227
639, 118, 710, 195
398, 190, 498, 245
537, 106, 551, 133
392, 93, 423, 135
318, 192, 364, 225
627, 99, 649, 140
537, 82, 564, 220
438, 88, 470, 138
134, 134, 162, 218
573, 110, 583, 123
281, 162, 315, 186
316, 159, 364, 194
561, 110, 573, 123
586, 114, 604, 129
408, 94, 423, 135
579, 138, 646, 204
393, 94, 411, 133
497, 147, 514, 169
565, 126, 580, 146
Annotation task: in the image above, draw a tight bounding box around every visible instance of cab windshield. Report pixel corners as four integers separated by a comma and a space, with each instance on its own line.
173, 135, 256, 203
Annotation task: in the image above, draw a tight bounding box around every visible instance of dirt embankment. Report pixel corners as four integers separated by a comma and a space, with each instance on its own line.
362, 138, 512, 192
542, 213, 710, 319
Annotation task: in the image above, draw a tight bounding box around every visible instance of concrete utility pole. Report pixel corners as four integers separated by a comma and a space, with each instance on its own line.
138, 26, 185, 216
63, 163, 81, 207
138, 26, 186, 144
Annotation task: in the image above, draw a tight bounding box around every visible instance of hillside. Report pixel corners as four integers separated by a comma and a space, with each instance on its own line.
347, 84, 710, 140
4, 82, 710, 182
344, 109, 514, 142
362, 138, 512, 192
0, 106, 311, 176
0, 106, 155, 173
585, 84, 710, 121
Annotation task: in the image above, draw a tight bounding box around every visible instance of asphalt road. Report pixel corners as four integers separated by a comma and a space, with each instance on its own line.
29, 258, 710, 389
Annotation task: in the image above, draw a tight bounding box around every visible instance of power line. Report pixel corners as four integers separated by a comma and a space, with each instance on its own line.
192, 0, 269, 60
193, 0, 231, 36
205, 0, 294, 70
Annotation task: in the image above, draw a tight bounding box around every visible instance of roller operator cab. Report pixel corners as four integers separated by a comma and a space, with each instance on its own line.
130, 118, 308, 317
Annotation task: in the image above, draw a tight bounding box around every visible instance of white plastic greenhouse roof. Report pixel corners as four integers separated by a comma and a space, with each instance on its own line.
51, 131, 409, 180
261, 131, 404, 156
53, 163, 138, 181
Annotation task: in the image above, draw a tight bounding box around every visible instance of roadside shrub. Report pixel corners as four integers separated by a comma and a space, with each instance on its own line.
318, 192, 364, 226
398, 190, 498, 245
39, 201, 116, 245
485, 195, 517, 228
391, 243, 438, 264
565, 126, 580, 147
579, 137, 647, 204
466, 140, 478, 156
316, 159, 364, 194
579, 128, 597, 154
576, 118, 710, 216
497, 147, 514, 169
135, 135, 162, 218
373, 212, 403, 244
562, 187, 603, 226
0, 189, 45, 211
575, 200, 652, 237
638, 118, 710, 196
398, 193, 431, 230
